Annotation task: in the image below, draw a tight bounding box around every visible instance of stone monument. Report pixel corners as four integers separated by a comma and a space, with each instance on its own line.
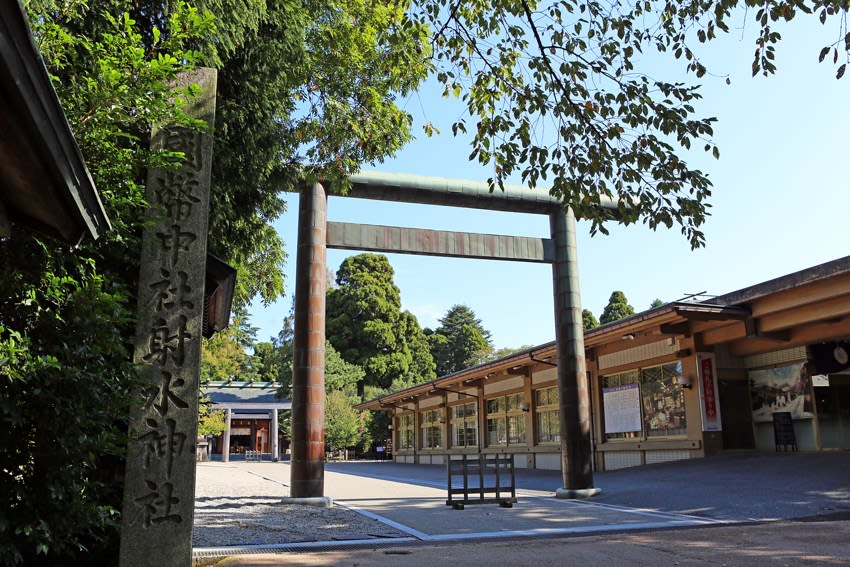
119, 68, 217, 566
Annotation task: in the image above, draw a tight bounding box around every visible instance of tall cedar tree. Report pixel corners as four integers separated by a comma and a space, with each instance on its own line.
427, 305, 493, 376
326, 254, 435, 396
600, 291, 636, 324
582, 309, 600, 330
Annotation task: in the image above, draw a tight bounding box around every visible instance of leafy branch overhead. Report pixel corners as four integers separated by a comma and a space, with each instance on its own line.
411, 0, 849, 249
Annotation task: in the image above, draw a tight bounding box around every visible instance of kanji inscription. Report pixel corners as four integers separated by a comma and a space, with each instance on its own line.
120, 68, 217, 567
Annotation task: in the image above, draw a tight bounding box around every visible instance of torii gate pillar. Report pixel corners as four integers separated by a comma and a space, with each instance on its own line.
551, 208, 600, 498
290, 182, 327, 499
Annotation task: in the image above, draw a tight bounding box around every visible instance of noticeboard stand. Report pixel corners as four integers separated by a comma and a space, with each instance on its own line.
446, 453, 517, 510
772, 411, 798, 452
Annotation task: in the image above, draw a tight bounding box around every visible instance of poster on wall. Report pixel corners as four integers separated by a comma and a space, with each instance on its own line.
749, 361, 814, 422
602, 383, 642, 434
697, 353, 723, 431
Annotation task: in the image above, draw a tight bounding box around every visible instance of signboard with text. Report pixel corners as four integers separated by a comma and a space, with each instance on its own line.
697, 353, 723, 431
602, 384, 642, 434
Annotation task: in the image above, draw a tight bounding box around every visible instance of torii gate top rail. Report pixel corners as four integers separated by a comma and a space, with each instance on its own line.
346, 170, 619, 214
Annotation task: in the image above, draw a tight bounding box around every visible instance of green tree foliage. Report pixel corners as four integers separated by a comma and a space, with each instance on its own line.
201, 331, 248, 383
394, 311, 436, 390
490, 345, 534, 360
600, 291, 636, 324
650, 298, 666, 309
583, 309, 600, 330
3, 0, 429, 562
427, 305, 493, 376
251, 341, 285, 381
324, 342, 365, 396
324, 390, 362, 454
200, 0, 430, 307
197, 404, 228, 438
1, 3, 213, 563
409, 0, 850, 249
200, 310, 260, 382
326, 254, 435, 395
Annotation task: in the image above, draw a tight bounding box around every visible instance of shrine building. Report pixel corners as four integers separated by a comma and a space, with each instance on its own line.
202, 382, 290, 461
358, 255, 850, 471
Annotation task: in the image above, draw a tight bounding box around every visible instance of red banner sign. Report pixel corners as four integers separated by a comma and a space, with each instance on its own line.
701, 356, 717, 420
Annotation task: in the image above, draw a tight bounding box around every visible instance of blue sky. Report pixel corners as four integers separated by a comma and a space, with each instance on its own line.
249, 15, 849, 350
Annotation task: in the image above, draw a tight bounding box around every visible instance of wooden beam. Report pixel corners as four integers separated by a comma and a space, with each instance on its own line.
327, 221, 554, 263
758, 295, 850, 332
743, 317, 791, 342
750, 273, 850, 318
728, 316, 850, 357
659, 321, 690, 336
673, 305, 749, 322
699, 321, 748, 346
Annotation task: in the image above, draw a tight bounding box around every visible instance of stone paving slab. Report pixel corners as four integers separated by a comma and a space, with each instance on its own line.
196, 451, 850, 556
193, 463, 408, 548
221, 461, 722, 543
208, 519, 850, 567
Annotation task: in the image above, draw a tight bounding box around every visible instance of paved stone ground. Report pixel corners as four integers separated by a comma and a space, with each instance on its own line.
194, 453, 850, 565
193, 463, 406, 548
209, 519, 850, 566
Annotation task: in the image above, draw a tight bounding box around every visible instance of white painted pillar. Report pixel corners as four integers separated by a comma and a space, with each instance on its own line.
222, 408, 232, 462
271, 409, 279, 461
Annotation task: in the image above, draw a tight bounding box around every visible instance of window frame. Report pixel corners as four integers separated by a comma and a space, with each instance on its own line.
485, 392, 527, 447
449, 401, 479, 448
601, 361, 687, 442
534, 385, 560, 445
420, 408, 443, 449
396, 413, 415, 450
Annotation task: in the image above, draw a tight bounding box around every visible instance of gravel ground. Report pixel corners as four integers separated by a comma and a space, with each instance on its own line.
192, 463, 406, 547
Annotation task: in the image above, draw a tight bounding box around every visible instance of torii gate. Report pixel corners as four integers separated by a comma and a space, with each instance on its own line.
290, 171, 616, 500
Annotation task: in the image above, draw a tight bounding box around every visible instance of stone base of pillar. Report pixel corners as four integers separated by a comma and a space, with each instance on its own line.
555, 487, 602, 499
280, 496, 333, 508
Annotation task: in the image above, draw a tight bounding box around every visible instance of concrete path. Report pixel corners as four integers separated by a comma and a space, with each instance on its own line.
210, 520, 850, 566
196, 452, 850, 565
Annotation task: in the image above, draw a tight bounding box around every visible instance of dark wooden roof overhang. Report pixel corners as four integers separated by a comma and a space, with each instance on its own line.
202, 253, 236, 338
707, 260, 850, 356
581, 302, 749, 349
659, 303, 750, 335
359, 257, 850, 411
0, 1, 110, 245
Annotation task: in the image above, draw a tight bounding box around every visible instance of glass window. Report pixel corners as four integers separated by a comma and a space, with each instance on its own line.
486, 397, 503, 414
485, 393, 527, 446
602, 370, 641, 440
535, 386, 560, 444
507, 415, 526, 444
420, 409, 443, 449
396, 413, 414, 449
450, 401, 478, 447
602, 362, 687, 441
642, 362, 687, 437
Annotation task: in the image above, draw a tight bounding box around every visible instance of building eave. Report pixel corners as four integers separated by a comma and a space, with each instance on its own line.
712, 255, 850, 307
0, 0, 110, 244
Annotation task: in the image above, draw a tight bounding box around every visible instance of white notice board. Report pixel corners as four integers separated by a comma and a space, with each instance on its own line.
603, 384, 642, 434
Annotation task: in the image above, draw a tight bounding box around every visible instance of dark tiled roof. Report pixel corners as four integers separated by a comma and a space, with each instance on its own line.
201, 382, 289, 405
